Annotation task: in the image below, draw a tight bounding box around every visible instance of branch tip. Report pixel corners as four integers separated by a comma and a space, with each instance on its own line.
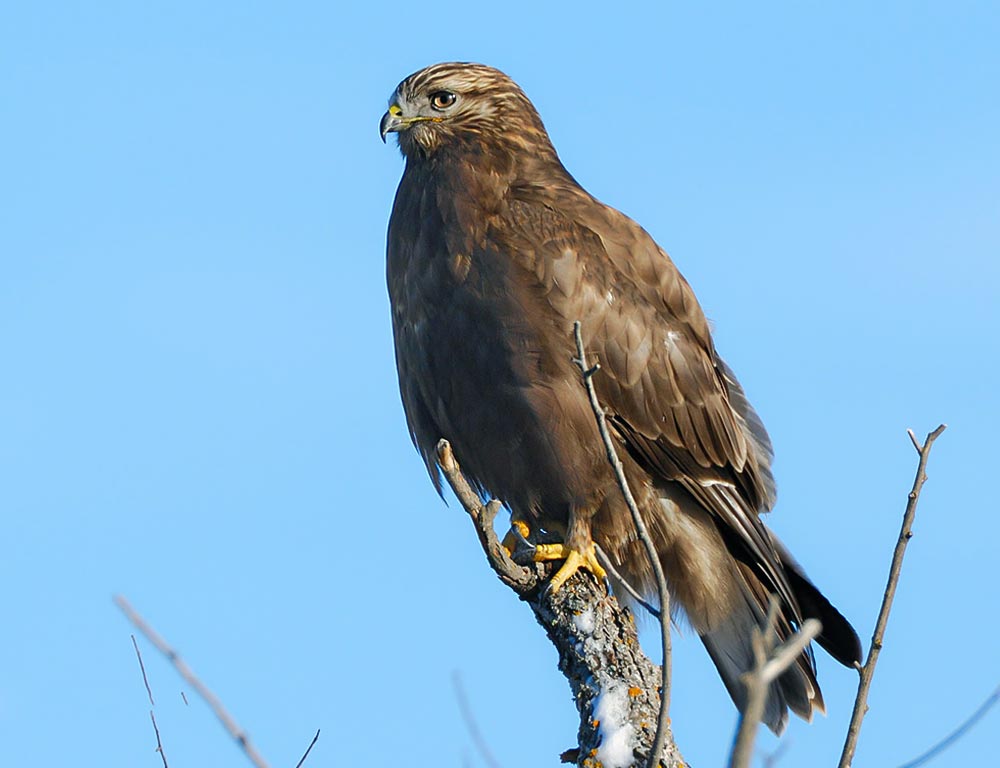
436, 439, 456, 471
836, 423, 947, 768
293, 729, 321, 768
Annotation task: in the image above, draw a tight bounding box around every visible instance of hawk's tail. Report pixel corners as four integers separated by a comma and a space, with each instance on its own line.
699, 532, 862, 734
604, 492, 861, 733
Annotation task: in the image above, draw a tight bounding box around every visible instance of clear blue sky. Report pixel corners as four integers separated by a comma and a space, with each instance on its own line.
2, 2, 998, 766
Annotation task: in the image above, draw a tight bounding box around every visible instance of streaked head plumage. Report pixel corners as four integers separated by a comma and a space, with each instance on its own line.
379, 62, 550, 158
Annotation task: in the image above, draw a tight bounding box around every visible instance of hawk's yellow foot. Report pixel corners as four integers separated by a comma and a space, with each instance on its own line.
533, 542, 607, 593
501, 518, 532, 557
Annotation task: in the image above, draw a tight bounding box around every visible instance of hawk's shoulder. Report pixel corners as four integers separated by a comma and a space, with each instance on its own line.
496, 181, 775, 510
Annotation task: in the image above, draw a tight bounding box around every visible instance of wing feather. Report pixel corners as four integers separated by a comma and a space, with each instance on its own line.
503, 186, 797, 613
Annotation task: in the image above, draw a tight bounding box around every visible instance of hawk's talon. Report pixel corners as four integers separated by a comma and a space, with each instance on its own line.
504, 519, 538, 566
533, 543, 608, 593
500, 519, 534, 557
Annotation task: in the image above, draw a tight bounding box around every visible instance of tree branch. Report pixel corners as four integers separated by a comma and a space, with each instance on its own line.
572, 320, 673, 768
436, 440, 684, 768
896, 683, 1000, 768
452, 671, 503, 768
149, 710, 170, 768
115, 595, 272, 768
728, 610, 822, 768
293, 729, 321, 768
129, 633, 170, 768
131, 634, 156, 707
837, 424, 947, 768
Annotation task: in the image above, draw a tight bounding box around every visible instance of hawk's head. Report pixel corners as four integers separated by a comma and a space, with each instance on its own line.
380, 62, 552, 160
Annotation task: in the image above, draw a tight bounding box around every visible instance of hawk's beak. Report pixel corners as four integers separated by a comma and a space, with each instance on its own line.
380, 103, 404, 143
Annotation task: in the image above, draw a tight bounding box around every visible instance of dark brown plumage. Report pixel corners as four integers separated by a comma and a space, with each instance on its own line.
381, 62, 861, 734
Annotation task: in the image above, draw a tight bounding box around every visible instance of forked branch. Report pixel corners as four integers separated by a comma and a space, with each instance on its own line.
436, 440, 684, 768
837, 425, 947, 768
728, 608, 822, 768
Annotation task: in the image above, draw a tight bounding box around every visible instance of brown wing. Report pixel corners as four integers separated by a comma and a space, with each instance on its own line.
504, 181, 795, 611
386, 167, 450, 493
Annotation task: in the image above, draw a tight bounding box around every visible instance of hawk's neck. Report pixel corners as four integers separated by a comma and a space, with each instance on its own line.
405, 139, 574, 214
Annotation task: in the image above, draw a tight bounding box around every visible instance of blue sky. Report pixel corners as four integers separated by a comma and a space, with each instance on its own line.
2, 2, 998, 766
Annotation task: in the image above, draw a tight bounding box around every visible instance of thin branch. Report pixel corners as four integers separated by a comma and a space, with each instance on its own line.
896, 683, 1000, 768
150, 709, 170, 768
114, 595, 272, 768
837, 424, 947, 768
452, 671, 503, 768
436, 441, 537, 593
129, 631, 169, 765
595, 544, 661, 620
572, 320, 672, 768
760, 739, 791, 768
293, 729, 321, 768
728, 618, 822, 768
131, 634, 156, 706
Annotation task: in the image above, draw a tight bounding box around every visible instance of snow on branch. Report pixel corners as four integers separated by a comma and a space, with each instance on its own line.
436, 440, 684, 768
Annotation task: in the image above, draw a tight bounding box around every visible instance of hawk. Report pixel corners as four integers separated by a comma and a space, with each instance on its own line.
381, 62, 861, 733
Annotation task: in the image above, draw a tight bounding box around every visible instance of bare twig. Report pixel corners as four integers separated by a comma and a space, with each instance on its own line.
293, 729, 321, 768
837, 424, 947, 768
760, 739, 791, 768
437, 441, 537, 593
150, 710, 170, 768
452, 671, 503, 768
896, 683, 1000, 768
114, 595, 271, 768
129, 632, 169, 765
572, 320, 672, 768
595, 543, 661, 620
728, 618, 822, 768
131, 634, 156, 706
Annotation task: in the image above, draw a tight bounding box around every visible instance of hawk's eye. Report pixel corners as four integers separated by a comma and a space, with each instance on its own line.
429, 91, 457, 110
